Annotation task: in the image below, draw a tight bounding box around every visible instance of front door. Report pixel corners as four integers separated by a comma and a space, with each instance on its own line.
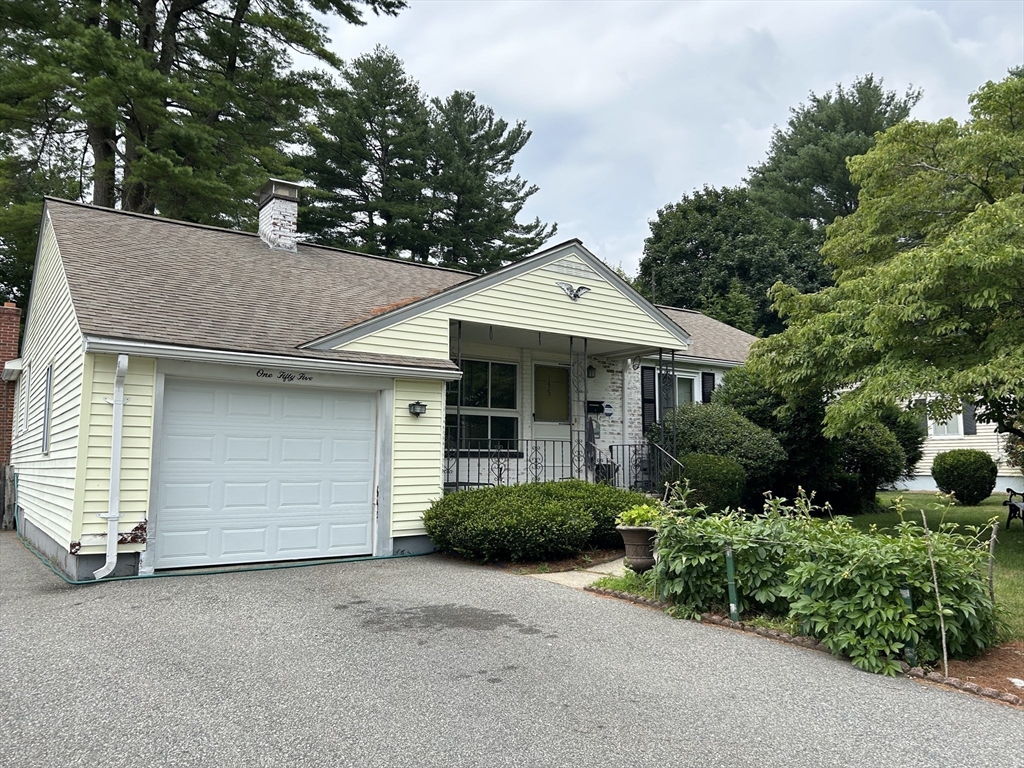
533, 365, 571, 441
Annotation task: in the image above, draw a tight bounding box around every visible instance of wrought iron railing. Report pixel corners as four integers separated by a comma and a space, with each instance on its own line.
444, 438, 575, 490
607, 442, 686, 494
443, 437, 683, 494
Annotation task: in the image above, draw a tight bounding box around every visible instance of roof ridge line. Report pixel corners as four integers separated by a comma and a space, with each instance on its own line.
43, 196, 480, 277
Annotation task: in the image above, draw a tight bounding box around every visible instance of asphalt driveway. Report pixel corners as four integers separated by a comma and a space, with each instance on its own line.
1, 532, 1021, 768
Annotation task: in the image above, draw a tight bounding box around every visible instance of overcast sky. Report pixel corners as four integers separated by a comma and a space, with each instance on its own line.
323, 0, 1024, 275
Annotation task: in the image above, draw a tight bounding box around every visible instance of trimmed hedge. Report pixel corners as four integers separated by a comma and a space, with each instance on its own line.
679, 453, 746, 513
519, 479, 649, 547
423, 480, 649, 561
932, 449, 998, 506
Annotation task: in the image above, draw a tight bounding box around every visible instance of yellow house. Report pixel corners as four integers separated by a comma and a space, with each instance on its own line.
7, 181, 754, 580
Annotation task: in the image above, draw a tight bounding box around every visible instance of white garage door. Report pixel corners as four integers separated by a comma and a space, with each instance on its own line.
154, 378, 377, 568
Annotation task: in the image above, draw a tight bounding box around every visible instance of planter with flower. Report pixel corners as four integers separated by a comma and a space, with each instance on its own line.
615, 503, 664, 573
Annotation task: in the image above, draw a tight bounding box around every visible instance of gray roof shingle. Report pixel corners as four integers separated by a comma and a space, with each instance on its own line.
657, 306, 756, 364
45, 199, 755, 369
46, 199, 473, 370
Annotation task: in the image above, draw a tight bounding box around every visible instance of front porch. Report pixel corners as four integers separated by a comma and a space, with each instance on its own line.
442, 319, 686, 493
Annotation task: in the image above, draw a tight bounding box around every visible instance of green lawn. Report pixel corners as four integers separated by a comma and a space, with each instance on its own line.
852, 491, 1023, 642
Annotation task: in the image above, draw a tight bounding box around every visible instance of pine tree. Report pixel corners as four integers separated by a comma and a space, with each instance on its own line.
427, 91, 556, 272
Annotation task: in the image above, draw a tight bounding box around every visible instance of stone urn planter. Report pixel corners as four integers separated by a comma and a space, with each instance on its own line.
616, 525, 657, 573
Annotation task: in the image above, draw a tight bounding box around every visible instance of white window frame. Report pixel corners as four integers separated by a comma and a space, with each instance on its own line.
446, 358, 520, 448
18, 363, 30, 435
41, 364, 53, 454
931, 412, 962, 438
655, 372, 699, 413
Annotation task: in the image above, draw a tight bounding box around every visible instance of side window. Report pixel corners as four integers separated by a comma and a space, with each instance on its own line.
932, 414, 960, 437
18, 363, 30, 435
41, 364, 53, 454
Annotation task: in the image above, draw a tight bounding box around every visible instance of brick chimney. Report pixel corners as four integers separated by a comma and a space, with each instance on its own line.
258, 179, 302, 252
0, 302, 22, 465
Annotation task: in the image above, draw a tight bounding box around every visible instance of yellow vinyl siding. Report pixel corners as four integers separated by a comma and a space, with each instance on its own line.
442, 254, 682, 347
333, 252, 686, 359
391, 378, 444, 536
10, 217, 84, 549
73, 354, 157, 553
337, 314, 450, 359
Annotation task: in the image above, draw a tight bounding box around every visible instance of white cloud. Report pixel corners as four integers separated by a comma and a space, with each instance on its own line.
322, 0, 1023, 277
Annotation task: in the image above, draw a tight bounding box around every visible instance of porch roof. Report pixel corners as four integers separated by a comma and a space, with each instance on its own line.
451, 320, 682, 359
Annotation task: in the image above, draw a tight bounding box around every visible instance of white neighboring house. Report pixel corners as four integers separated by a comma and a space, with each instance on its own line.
896, 405, 1023, 493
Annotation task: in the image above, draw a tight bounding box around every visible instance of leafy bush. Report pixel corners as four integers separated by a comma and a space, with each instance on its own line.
679, 453, 746, 513
654, 494, 1002, 675
517, 479, 649, 547
423, 485, 594, 562
932, 449, 998, 506
836, 423, 906, 503
782, 515, 1001, 675
655, 508, 795, 616
652, 402, 785, 499
877, 402, 927, 479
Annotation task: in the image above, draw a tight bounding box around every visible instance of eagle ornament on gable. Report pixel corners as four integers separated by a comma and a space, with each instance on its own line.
555, 282, 591, 302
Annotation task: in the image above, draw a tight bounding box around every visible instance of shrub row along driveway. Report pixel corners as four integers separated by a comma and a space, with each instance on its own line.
1, 533, 1020, 768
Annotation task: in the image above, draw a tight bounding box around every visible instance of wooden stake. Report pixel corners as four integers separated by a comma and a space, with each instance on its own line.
921, 511, 948, 678
988, 522, 999, 605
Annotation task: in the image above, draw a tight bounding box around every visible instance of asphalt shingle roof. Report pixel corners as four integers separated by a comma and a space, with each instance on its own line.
46, 199, 474, 370
45, 199, 755, 369
657, 305, 757, 363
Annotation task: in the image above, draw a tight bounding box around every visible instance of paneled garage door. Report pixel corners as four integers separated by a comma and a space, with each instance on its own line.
153, 378, 377, 568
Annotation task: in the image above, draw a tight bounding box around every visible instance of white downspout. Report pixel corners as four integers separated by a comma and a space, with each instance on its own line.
93, 354, 128, 580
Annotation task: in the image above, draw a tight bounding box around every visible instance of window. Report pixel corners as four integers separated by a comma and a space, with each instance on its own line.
446, 359, 518, 449
41, 365, 53, 454
932, 414, 960, 437
18, 363, 30, 435
676, 377, 695, 406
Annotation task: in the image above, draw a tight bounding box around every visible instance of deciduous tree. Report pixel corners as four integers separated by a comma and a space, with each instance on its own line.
637, 186, 825, 336
751, 73, 1024, 441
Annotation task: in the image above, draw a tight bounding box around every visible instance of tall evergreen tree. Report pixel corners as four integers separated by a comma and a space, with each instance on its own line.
0, 0, 404, 304
748, 75, 922, 228
427, 91, 556, 272
638, 75, 921, 335
299, 54, 556, 271
300, 46, 431, 258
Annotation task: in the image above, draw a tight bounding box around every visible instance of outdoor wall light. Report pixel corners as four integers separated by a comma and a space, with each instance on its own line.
586, 365, 597, 379
408, 401, 428, 416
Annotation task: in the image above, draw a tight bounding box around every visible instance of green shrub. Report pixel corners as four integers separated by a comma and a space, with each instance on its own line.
654, 494, 1001, 675
652, 402, 786, 499
679, 453, 746, 513
655, 509, 796, 616
932, 449, 998, 506
514, 479, 649, 547
782, 517, 1001, 675
616, 503, 663, 527
877, 402, 927, 479
423, 485, 594, 562
836, 422, 906, 503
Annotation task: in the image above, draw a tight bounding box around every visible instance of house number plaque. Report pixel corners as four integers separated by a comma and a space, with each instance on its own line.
255, 368, 313, 383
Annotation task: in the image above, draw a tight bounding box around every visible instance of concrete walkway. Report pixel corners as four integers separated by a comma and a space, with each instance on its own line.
2, 533, 1022, 768
528, 556, 626, 589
